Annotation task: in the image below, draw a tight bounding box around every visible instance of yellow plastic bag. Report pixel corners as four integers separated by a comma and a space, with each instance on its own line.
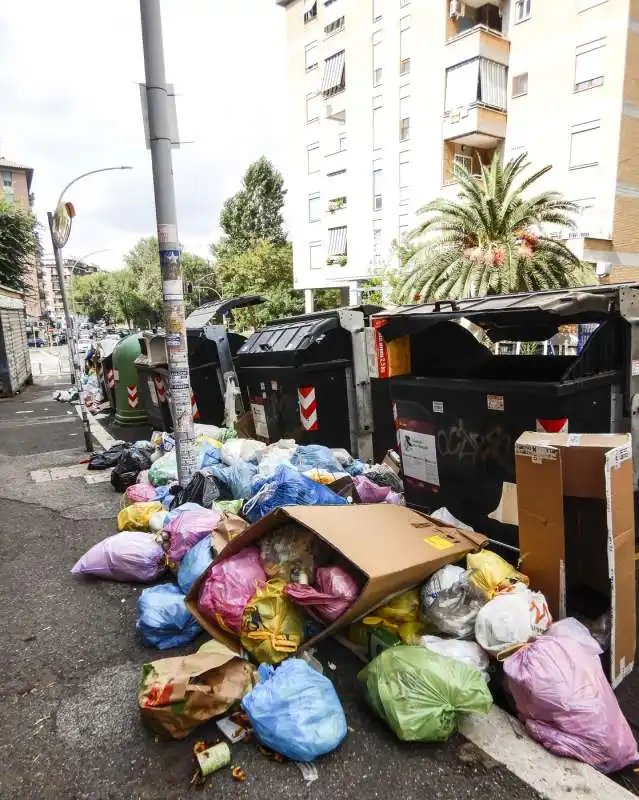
240, 579, 305, 665
466, 551, 529, 599
117, 501, 164, 532
373, 590, 420, 625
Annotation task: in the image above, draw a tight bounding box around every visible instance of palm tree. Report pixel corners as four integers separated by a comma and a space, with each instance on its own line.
397, 153, 586, 303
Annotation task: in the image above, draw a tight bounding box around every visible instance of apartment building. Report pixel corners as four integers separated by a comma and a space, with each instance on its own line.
277, 0, 639, 309
39, 257, 99, 321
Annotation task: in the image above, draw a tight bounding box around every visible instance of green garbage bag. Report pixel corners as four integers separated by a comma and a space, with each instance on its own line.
358, 645, 492, 742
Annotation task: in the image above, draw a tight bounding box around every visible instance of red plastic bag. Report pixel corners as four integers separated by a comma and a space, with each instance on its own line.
504, 618, 639, 774
198, 547, 266, 633
285, 566, 359, 622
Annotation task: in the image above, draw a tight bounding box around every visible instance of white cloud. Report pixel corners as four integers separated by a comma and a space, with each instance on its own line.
0, 0, 289, 270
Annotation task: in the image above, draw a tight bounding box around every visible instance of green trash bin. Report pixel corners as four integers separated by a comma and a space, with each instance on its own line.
113, 333, 148, 425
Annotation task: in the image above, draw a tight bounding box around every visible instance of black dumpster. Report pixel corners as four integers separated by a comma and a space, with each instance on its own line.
377, 286, 636, 555
235, 306, 382, 459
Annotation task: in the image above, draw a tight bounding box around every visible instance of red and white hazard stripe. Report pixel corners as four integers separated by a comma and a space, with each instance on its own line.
191, 390, 200, 421
298, 386, 318, 431
127, 384, 139, 409
106, 369, 115, 390
536, 418, 568, 434
154, 374, 167, 403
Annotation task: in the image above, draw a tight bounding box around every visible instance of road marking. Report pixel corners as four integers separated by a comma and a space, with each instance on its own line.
74, 405, 118, 451
15, 410, 33, 415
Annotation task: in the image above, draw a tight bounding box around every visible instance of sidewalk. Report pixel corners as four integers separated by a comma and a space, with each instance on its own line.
0, 377, 633, 800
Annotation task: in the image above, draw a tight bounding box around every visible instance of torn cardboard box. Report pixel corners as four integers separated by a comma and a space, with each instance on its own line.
186, 504, 487, 654
515, 432, 635, 687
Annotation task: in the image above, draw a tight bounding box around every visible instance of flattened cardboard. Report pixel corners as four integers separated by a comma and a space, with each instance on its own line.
515, 431, 635, 687
186, 504, 487, 654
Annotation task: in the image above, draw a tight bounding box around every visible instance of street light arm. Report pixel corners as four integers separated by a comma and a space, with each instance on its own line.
56, 166, 133, 209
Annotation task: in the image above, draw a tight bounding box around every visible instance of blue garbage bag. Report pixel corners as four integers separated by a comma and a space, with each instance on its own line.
177, 536, 214, 594
243, 465, 348, 523
200, 446, 222, 469
136, 584, 202, 649
292, 445, 341, 473
207, 462, 258, 500
242, 659, 347, 762
153, 485, 173, 508
344, 459, 366, 476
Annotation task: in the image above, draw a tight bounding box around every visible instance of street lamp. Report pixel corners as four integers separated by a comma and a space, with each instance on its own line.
47, 166, 132, 452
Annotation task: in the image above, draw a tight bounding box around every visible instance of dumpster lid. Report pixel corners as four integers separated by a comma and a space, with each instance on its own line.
267, 304, 383, 327
375, 284, 638, 341
185, 295, 266, 331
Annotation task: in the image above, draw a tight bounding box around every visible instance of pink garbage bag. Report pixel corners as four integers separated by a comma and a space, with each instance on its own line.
504, 618, 639, 774
353, 476, 402, 505
71, 531, 166, 583
285, 566, 359, 621
198, 546, 266, 633
125, 483, 156, 504
164, 506, 221, 563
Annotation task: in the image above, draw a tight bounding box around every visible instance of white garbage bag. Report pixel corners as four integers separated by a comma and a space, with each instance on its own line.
419, 635, 490, 681
474, 583, 552, 657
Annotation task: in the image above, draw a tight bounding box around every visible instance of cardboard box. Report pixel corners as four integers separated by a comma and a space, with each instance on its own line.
186, 504, 487, 653
515, 432, 635, 687
367, 318, 411, 379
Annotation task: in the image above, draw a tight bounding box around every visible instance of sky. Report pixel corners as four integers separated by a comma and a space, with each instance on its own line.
0, 0, 289, 270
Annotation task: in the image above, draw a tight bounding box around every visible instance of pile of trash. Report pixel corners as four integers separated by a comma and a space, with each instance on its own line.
70, 424, 639, 785
54, 375, 105, 412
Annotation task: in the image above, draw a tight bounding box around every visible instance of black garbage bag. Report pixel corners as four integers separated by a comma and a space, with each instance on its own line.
88, 442, 130, 470
170, 469, 220, 510
110, 447, 153, 492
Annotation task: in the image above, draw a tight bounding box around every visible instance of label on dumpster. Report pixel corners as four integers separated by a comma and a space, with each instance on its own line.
487, 394, 504, 411
425, 534, 454, 550
251, 402, 269, 439
398, 429, 440, 486
432, 401, 444, 414
147, 377, 159, 407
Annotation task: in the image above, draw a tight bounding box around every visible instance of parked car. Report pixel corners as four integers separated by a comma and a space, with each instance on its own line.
28, 337, 46, 348
77, 338, 91, 355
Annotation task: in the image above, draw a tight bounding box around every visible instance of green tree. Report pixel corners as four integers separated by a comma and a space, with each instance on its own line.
71, 271, 114, 323
398, 154, 584, 303
0, 197, 40, 292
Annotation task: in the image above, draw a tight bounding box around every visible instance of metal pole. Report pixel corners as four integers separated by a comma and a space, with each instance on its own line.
47, 212, 93, 452
139, 0, 196, 485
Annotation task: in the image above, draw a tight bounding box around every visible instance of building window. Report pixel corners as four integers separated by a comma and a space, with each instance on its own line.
327, 226, 347, 258
399, 150, 410, 205
321, 50, 346, 97
328, 195, 347, 212
373, 31, 383, 86
309, 192, 321, 223
3, 171, 12, 187
575, 40, 606, 92
398, 214, 410, 244
307, 142, 320, 174
454, 153, 473, 174
372, 0, 382, 21
373, 158, 383, 210
306, 92, 320, 123
445, 58, 507, 112
570, 122, 600, 169
309, 242, 322, 270
325, 16, 345, 36
373, 221, 383, 265
512, 72, 528, 97
373, 95, 383, 150
339, 132, 347, 151
514, 0, 531, 22
305, 42, 319, 71
304, 0, 318, 24
400, 15, 411, 76
399, 90, 410, 141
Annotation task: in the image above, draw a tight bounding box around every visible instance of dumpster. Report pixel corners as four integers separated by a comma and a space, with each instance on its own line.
113, 333, 148, 426
135, 333, 172, 432
235, 306, 382, 460
375, 285, 639, 555
97, 337, 119, 410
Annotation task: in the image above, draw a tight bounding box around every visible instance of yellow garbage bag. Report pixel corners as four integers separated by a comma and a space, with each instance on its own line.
372, 589, 420, 625
117, 501, 164, 532
466, 550, 529, 599
240, 579, 305, 665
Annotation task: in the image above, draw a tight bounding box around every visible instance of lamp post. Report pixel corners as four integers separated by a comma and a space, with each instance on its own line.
47, 166, 132, 452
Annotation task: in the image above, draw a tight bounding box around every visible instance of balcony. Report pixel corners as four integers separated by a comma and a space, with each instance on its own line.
325, 94, 346, 123
443, 56, 507, 147
445, 24, 509, 69
446, 0, 504, 41
443, 104, 507, 146
324, 147, 347, 175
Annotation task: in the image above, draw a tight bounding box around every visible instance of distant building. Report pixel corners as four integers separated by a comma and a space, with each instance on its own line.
39, 257, 100, 321
0, 156, 41, 320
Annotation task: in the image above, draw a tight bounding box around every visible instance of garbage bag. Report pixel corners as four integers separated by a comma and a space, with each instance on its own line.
430, 507, 474, 531
420, 565, 466, 612
149, 452, 178, 486
153, 485, 174, 508
117, 501, 164, 532
88, 442, 129, 470
136, 584, 202, 649
170, 469, 220, 510
474, 583, 552, 656
292, 444, 341, 473
206, 462, 258, 500
241, 579, 305, 665
198, 547, 266, 633
259, 523, 323, 584
111, 447, 153, 492
177, 536, 215, 594
344, 459, 366, 477
352, 475, 395, 503
242, 658, 347, 761
243, 465, 347, 523
359, 646, 492, 742
71, 531, 166, 582
422, 571, 486, 639
137, 469, 151, 485
139, 639, 257, 739
150, 509, 169, 533
285, 566, 359, 621
419, 636, 490, 681
303, 468, 347, 485
373, 590, 420, 624
212, 499, 243, 515
164, 506, 221, 564
362, 463, 403, 493
256, 440, 297, 477
466, 550, 529, 599
503, 619, 639, 773
124, 483, 157, 505
220, 438, 266, 466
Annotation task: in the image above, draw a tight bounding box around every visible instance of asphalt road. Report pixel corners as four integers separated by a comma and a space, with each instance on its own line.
0, 377, 553, 800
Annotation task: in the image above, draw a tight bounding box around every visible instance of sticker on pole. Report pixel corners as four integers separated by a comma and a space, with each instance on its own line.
398, 429, 440, 487
536, 418, 568, 434
157, 224, 178, 244
487, 394, 504, 411
163, 279, 183, 302
159, 249, 180, 269
127, 385, 139, 409
298, 386, 318, 431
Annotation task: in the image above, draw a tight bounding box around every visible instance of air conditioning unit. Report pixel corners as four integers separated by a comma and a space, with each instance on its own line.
596, 262, 612, 277
449, 0, 462, 19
